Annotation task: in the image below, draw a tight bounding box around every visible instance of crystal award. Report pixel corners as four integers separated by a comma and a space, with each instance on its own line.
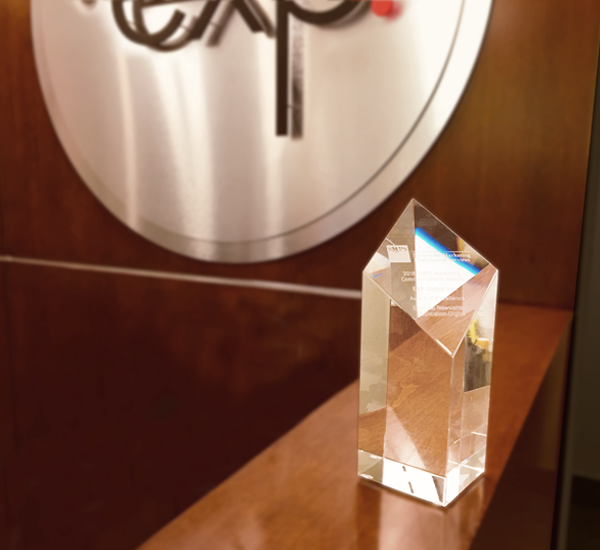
358, 199, 498, 506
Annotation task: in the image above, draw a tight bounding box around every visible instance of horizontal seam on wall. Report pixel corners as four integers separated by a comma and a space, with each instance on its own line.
0, 255, 362, 300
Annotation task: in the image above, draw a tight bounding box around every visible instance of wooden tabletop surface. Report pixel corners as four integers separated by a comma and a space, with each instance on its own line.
137, 303, 571, 550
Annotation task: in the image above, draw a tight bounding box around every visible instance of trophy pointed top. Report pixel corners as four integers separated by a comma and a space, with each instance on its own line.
364, 200, 495, 323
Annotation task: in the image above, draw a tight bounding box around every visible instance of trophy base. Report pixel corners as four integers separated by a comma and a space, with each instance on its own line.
358, 447, 485, 506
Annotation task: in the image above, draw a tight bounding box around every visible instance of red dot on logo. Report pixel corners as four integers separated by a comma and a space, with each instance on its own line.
371, 0, 394, 17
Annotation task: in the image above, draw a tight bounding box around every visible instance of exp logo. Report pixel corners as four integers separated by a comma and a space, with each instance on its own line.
109, 0, 397, 135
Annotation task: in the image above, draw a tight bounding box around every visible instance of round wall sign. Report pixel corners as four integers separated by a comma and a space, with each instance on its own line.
31, 0, 492, 263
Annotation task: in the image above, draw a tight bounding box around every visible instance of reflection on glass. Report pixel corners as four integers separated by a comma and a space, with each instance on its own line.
358, 199, 498, 506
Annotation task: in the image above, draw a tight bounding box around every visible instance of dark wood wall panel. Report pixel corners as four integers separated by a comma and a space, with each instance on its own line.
0, 264, 14, 547
0, 0, 598, 308
1, 263, 360, 549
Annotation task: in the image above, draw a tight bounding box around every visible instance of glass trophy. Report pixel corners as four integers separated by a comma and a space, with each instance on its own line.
358, 199, 498, 506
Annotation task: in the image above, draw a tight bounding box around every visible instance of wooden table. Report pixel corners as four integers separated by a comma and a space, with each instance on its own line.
137, 303, 571, 550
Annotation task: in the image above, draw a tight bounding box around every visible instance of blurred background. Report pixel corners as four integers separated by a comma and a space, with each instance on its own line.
1, 0, 599, 549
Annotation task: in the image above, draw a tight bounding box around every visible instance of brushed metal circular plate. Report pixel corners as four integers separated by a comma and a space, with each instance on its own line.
31, 0, 492, 263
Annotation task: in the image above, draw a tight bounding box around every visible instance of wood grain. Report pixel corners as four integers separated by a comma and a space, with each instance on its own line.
469, 329, 571, 550
0, 264, 14, 548
137, 303, 571, 550
385, 305, 453, 476
0, 262, 360, 549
